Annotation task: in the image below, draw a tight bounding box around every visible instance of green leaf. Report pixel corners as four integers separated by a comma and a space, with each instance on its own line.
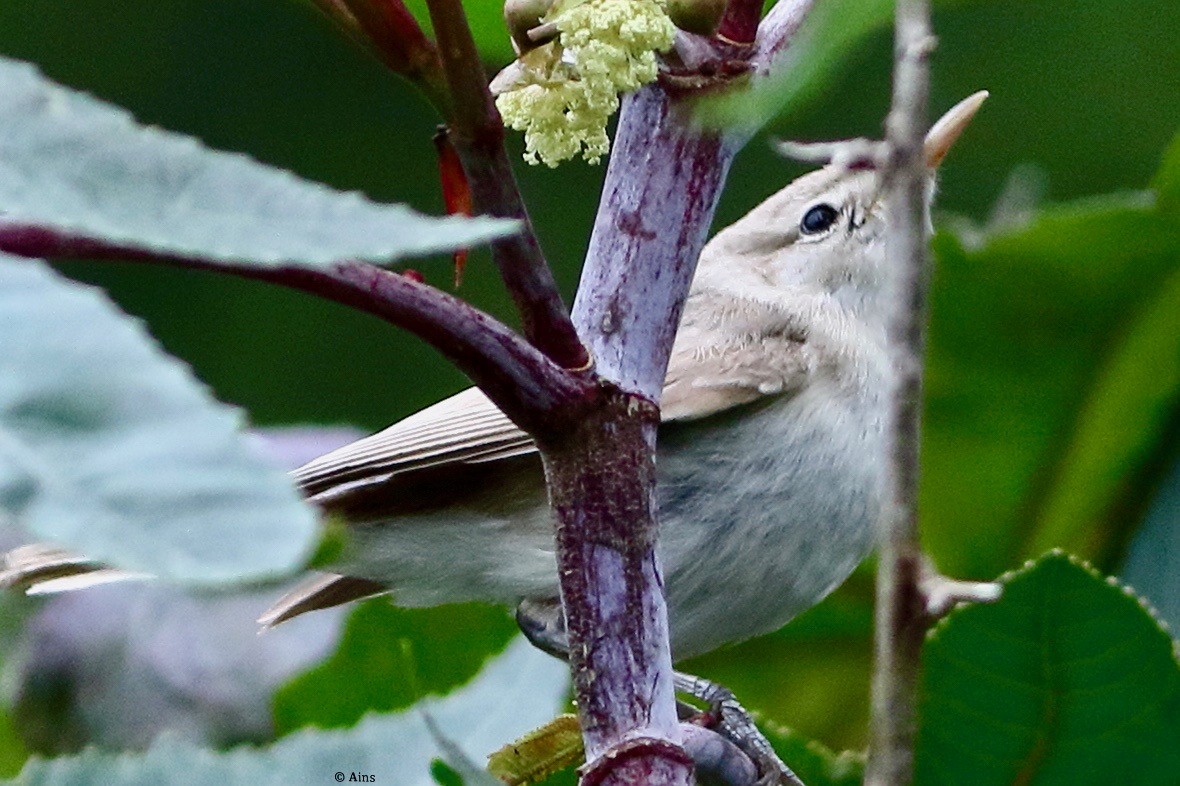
0, 255, 317, 584
403, 0, 515, 64
915, 551, 1180, 785
0, 55, 516, 267
273, 598, 518, 734
697, 0, 890, 134
923, 188, 1180, 578
488, 715, 583, 786
0, 709, 28, 779
1026, 267, 1180, 558
760, 721, 864, 786
432, 759, 467, 786
1153, 132, 1180, 216
11, 638, 570, 786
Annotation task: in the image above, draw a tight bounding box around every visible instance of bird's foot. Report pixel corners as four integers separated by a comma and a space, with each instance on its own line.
517, 601, 804, 785
674, 671, 805, 786
515, 597, 569, 658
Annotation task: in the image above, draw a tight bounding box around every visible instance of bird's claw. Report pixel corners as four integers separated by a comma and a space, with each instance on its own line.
674, 672, 805, 786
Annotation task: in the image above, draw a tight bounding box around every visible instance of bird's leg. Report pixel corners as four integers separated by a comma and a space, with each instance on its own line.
515, 599, 803, 786
673, 672, 804, 786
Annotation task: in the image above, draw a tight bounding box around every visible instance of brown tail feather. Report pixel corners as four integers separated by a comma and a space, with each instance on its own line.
258, 572, 387, 629
0, 544, 148, 594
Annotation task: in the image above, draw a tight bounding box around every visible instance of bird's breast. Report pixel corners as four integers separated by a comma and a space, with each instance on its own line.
654, 380, 886, 658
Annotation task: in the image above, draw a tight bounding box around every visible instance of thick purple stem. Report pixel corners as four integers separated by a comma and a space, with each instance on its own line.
551, 84, 740, 785
574, 86, 738, 400
753, 0, 819, 76
0, 225, 592, 437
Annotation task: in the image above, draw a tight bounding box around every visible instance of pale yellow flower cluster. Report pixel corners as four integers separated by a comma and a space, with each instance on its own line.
495, 0, 676, 167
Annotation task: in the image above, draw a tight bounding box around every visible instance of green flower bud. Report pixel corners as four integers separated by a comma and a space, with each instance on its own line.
666, 0, 726, 36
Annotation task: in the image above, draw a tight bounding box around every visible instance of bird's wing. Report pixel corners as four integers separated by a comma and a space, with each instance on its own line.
258, 572, 388, 628
660, 289, 812, 422
0, 544, 149, 594
294, 386, 538, 501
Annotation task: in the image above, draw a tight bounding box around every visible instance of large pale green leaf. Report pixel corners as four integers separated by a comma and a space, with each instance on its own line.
915, 552, 1180, 785
0, 255, 317, 583
11, 638, 569, 786
273, 598, 517, 734
0, 55, 515, 267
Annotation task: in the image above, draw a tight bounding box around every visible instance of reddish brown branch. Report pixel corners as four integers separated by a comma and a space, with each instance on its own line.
716, 0, 765, 45
310, 0, 449, 109
0, 224, 593, 437
422, 0, 588, 370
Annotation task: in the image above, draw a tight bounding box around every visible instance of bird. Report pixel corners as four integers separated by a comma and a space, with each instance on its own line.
2, 92, 987, 665
255, 91, 989, 659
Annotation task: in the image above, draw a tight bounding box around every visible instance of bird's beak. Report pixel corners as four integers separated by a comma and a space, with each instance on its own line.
925, 90, 988, 168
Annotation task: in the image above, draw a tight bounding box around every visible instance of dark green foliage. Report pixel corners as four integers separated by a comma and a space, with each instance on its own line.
916, 552, 1180, 785
432, 758, 466, 786
923, 138, 1180, 579
761, 722, 865, 786
273, 598, 517, 734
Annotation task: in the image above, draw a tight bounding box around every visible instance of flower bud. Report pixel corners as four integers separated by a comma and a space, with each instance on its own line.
666, 0, 726, 36
505, 0, 557, 53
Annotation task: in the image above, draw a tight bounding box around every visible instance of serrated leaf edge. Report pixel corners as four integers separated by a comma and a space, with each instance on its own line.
925, 549, 1180, 661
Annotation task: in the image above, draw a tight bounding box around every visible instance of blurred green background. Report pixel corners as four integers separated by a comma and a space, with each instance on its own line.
0, 0, 1176, 765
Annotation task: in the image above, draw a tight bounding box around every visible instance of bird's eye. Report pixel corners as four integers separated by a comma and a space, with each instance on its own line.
799, 203, 839, 235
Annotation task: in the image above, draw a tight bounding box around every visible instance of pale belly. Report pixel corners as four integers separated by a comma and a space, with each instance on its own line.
654, 385, 886, 659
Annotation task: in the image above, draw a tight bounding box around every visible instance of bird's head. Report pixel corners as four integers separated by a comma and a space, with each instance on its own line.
696, 91, 988, 324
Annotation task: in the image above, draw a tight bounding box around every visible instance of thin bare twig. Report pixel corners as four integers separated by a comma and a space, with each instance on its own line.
0, 224, 593, 438
774, 137, 886, 170
422, 0, 588, 370
865, 0, 936, 783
